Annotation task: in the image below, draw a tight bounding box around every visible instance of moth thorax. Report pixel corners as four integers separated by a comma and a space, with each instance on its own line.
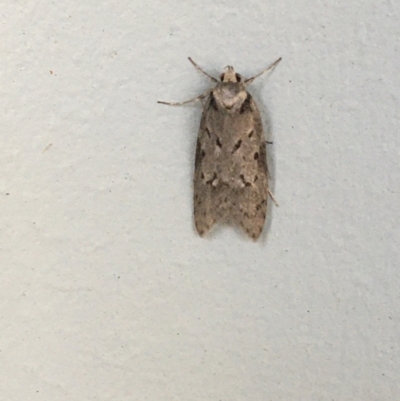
217, 83, 247, 110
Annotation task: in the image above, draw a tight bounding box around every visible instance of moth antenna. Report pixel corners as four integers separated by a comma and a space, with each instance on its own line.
188, 57, 218, 82
158, 90, 211, 106
244, 57, 282, 84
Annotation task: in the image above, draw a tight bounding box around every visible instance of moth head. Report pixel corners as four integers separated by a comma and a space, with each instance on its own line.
220, 66, 242, 83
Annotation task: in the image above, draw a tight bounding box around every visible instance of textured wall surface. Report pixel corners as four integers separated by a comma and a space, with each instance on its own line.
1, 1, 399, 400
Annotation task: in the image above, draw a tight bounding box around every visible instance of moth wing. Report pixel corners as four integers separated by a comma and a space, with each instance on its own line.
193, 131, 215, 237
234, 98, 269, 240
193, 92, 269, 240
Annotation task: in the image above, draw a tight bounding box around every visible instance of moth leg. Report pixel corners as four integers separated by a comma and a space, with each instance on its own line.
244, 57, 282, 84
188, 57, 218, 82
268, 189, 279, 207
158, 90, 211, 106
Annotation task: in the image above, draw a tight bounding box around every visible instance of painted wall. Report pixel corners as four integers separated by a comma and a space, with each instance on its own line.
1, 1, 399, 400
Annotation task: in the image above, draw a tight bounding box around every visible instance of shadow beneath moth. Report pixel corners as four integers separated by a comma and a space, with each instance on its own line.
158, 57, 281, 240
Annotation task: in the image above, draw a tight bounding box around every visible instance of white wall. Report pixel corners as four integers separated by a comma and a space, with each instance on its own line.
1, 1, 399, 400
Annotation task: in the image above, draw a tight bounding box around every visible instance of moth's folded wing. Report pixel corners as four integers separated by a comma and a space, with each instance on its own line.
193, 136, 216, 236
235, 110, 269, 240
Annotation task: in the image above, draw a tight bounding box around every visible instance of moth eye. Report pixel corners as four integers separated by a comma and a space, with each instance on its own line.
219, 73, 225, 81
235, 73, 241, 82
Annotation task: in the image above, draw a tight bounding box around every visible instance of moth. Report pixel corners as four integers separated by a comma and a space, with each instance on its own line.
159, 57, 281, 240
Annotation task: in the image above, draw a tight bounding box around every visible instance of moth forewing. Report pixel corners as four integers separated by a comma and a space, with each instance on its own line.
159, 58, 281, 240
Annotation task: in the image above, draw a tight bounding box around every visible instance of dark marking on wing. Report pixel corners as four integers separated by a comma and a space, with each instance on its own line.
208, 93, 218, 111
239, 174, 252, 187
239, 94, 252, 114
232, 139, 242, 153
206, 172, 217, 186
194, 138, 204, 169
256, 199, 267, 210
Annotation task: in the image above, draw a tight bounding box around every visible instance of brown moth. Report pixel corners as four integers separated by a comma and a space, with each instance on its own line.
159, 57, 281, 240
